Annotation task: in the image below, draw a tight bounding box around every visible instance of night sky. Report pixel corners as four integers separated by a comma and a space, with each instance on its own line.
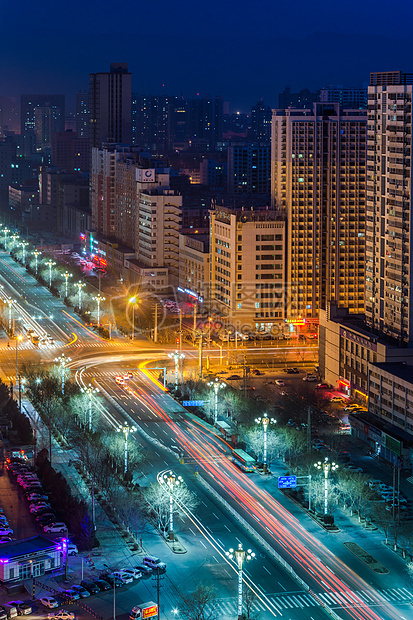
1, 0, 413, 111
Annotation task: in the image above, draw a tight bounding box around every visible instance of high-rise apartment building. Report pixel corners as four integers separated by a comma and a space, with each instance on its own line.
21, 95, 65, 137
76, 91, 89, 138
271, 103, 367, 321
227, 144, 270, 197
209, 207, 285, 333
365, 71, 413, 345
319, 86, 367, 109
250, 101, 272, 143
89, 63, 131, 149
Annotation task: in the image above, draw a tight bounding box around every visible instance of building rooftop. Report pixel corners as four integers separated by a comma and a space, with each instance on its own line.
349, 410, 413, 444
0, 536, 59, 560
371, 362, 413, 384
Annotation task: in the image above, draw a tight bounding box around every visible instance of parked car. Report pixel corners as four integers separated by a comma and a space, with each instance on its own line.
134, 564, 152, 578
61, 589, 80, 601
7, 602, 32, 615
69, 585, 90, 598
99, 573, 123, 588
112, 571, 133, 584
0, 527, 13, 536
344, 403, 364, 412
226, 375, 242, 380
345, 465, 364, 473
67, 543, 78, 556
303, 374, 318, 382
36, 513, 57, 524
142, 555, 166, 573
80, 581, 100, 595
284, 367, 299, 374
275, 379, 285, 387
30, 503, 51, 513
1, 605, 18, 619
118, 568, 142, 580
315, 383, 330, 390
26, 493, 48, 502
94, 579, 111, 591
43, 522, 67, 534
40, 598, 59, 609
330, 396, 344, 403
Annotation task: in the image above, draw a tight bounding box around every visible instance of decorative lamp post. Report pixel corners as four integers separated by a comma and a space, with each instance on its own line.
226, 543, 255, 619
45, 260, 56, 288
93, 294, 105, 326
81, 384, 99, 431
54, 353, 71, 395
11, 234, 19, 248
15, 335, 22, 386
255, 413, 276, 473
168, 350, 185, 390
159, 471, 183, 542
117, 424, 137, 474
76, 281, 86, 310
3, 228, 10, 250
129, 296, 139, 340
62, 272, 71, 298
19, 241, 29, 265
207, 378, 226, 425
314, 457, 338, 516
32, 250, 41, 275
6, 298, 14, 335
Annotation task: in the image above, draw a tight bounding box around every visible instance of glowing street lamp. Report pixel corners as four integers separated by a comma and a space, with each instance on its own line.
81, 383, 99, 431
159, 471, 183, 542
54, 353, 71, 395
76, 281, 86, 310
129, 296, 139, 340
19, 241, 29, 265
45, 260, 56, 288
207, 378, 225, 425
314, 457, 338, 516
11, 233, 19, 248
93, 294, 105, 326
255, 413, 276, 473
226, 544, 255, 619
168, 350, 185, 390
62, 272, 71, 298
15, 335, 22, 385
117, 424, 137, 474
32, 250, 41, 275
6, 298, 14, 334
3, 228, 10, 250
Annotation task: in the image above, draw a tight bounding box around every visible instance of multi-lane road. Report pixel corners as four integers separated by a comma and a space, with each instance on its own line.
0, 249, 412, 620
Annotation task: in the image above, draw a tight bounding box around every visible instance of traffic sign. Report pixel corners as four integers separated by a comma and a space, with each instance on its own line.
278, 475, 297, 489
183, 400, 205, 407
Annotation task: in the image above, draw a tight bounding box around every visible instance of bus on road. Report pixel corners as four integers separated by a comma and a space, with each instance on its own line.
232, 449, 256, 472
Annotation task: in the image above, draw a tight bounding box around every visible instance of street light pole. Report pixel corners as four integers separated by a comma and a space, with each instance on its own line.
3, 228, 10, 250
160, 471, 183, 542
93, 294, 105, 326
62, 272, 71, 298
15, 335, 22, 386
20, 241, 29, 265
76, 281, 86, 310
129, 297, 138, 339
117, 424, 137, 474
314, 457, 338, 516
6, 298, 14, 335
32, 251, 41, 275
168, 350, 185, 390
226, 544, 255, 620
54, 354, 71, 395
45, 260, 56, 288
81, 384, 99, 431
207, 378, 225, 425
255, 413, 276, 473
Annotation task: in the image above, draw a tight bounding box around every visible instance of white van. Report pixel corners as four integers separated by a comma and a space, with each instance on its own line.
142, 555, 166, 573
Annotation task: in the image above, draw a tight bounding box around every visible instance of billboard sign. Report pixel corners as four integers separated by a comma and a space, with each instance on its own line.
136, 168, 155, 182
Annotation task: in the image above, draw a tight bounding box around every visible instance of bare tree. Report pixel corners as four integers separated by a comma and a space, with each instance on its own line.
242, 588, 261, 620
178, 583, 219, 620
369, 503, 393, 544
245, 428, 281, 469
143, 480, 198, 537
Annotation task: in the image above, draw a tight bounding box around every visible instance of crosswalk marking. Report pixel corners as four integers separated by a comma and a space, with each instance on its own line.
212, 587, 413, 617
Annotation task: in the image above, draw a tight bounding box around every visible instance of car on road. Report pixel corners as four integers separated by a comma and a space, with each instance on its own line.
7, 602, 32, 616
114, 376, 125, 386
80, 581, 100, 595
226, 375, 242, 380
315, 383, 330, 390
40, 598, 59, 609
47, 611, 75, 620
275, 379, 285, 387
345, 465, 364, 473
330, 396, 344, 403
303, 374, 318, 382
43, 522, 67, 534
94, 579, 111, 591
